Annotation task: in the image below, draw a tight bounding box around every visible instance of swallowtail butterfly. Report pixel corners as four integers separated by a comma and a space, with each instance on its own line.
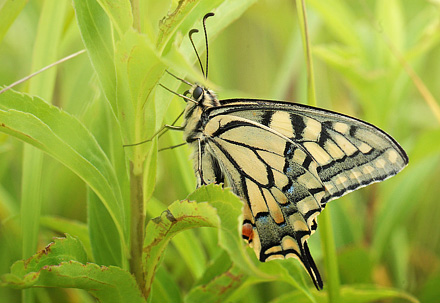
162, 13, 408, 289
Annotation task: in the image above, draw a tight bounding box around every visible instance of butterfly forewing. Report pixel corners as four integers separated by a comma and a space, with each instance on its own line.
209, 99, 408, 203
184, 92, 408, 290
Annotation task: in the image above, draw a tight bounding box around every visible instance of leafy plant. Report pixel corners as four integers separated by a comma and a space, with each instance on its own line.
0, 0, 438, 302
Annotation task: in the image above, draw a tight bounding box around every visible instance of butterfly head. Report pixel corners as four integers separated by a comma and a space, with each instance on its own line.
186, 83, 220, 108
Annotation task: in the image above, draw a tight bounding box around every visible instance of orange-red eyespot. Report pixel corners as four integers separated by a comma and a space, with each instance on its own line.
242, 223, 254, 242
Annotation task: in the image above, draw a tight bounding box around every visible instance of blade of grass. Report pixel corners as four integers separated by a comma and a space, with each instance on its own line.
73, 0, 129, 271
319, 207, 341, 302
361, 0, 440, 124
96, 0, 133, 36
0, 0, 27, 43
296, 0, 316, 107
296, 0, 340, 300
0, 50, 86, 95
21, 1, 68, 303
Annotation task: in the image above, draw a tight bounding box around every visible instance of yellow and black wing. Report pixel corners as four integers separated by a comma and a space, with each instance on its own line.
195, 98, 408, 289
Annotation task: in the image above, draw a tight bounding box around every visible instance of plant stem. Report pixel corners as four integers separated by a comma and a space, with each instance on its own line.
131, 0, 141, 32
129, 164, 146, 298
296, 0, 316, 107
319, 207, 341, 303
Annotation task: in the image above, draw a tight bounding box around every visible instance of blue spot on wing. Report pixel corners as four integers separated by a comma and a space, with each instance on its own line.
287, 185, 295, 195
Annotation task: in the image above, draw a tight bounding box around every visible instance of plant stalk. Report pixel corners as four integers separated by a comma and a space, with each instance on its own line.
129, 164, 146, 298
319, 207, 341, 303
130, 0, 141, 32
296, 0, 316, 107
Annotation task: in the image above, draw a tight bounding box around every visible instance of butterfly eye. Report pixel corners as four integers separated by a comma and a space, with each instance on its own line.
192, 86, 204, 100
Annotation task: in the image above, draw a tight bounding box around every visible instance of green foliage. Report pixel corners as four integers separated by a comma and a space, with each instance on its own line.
0, 0, 438, 302
1, 235, 145, 303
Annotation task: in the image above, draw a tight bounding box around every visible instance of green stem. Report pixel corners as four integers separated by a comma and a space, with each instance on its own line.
131, 0, 141, 32
296, 0, 316, 107
319, 207, 341, 303
129, 164, 146, 298
297, 1, 340, 299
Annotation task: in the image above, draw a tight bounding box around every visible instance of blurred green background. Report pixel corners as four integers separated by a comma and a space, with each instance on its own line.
1, 0, 439, 302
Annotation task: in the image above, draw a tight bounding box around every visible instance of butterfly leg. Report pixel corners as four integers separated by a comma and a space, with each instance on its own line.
123, 107, 186, 147
123, 124, 184, 147
158, 142, 187, 152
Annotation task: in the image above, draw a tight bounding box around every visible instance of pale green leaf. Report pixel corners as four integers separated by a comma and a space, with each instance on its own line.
96, 0, 133, 36
307, 0, 362, 49
185, 253, 245, 303
88, 189, 124, 267
269, 285, 418, 303
141, 0, 171, 42
0, 235, 145, 303
0, 89, 127, 265
151, 266, 183, 303
39, 216, 91, 259
73, 0, 117, 112
187, 185, 263, 277
143, 198, 219, 297
0, 0, 27, 43
114, 29, 165, 165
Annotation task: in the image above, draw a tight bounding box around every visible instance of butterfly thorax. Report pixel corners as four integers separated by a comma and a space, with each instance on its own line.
183, 85, 219, 143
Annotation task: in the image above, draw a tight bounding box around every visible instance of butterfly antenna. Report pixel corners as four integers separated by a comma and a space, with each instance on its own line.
189, 29, 205, 77
164, 70, 193, 86
159, 84, 197, 104
202, 12, 215, 79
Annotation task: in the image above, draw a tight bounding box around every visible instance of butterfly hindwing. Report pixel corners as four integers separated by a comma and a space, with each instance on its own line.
196, 113, 326, 288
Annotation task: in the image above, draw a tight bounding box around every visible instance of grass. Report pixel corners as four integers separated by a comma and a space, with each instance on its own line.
0, 0, 439, 302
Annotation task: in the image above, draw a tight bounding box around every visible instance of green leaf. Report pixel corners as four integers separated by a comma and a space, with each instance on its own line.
150, 266, 182, 303
88, 189, 124, 267
338, 246, 372, 284
419, 272, 440, 303
232, 260, 315, 303
20, 13, 69, 303
185, 253, 246, 303
372, 157, 435, 261
114, 29, 165, 166
307, 0, 362, 49
0, 89, 127, 265
141, 0, 171, 42
96, 0, 133, 36
28, 0, 68, 100
319, 206, 340, 302
172, 229, 208, 279
1, 235, 146, 303
1, 235, 87, 287
187, 185, 260, 277
39, 216, 92, 259
20, 147, 43, 260
73, 0, 117, 112
376, 0, 405, 58
143, 198, 219, 297
0, 0, 27, 43
269, 285, 418, 303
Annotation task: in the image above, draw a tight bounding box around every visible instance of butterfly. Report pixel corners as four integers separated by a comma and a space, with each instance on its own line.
161, 13, 409, 290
